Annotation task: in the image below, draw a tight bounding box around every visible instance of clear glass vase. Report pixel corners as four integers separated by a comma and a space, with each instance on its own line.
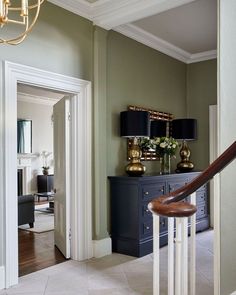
159, 154, 171, 174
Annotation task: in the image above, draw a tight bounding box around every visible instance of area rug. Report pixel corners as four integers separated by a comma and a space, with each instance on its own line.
18, 210, 54, 233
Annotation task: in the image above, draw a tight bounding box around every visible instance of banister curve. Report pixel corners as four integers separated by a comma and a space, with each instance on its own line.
148, 141, 236, 217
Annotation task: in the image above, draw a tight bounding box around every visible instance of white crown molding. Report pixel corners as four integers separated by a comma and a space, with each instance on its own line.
17, 92, 60, 106
48, 0, 217, 64
187, 50, 217, 64
115, 24, 190, 63
49, 0, 93, 20
49, 0, 196, 29
92, 0, 196, 30
115, 24, 217, 64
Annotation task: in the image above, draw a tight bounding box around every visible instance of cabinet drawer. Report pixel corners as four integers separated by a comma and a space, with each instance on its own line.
196, 191, 207, 205
197, 204, 208, 218
142, 221, 153, 237
160, 217, 168, 232
168, 181, 187, 193
197, 184, 207, 192
142, 183, 165, 200
142, 203, 152, 218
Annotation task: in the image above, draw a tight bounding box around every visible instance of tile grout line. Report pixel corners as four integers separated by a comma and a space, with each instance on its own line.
43, 275, 50, 295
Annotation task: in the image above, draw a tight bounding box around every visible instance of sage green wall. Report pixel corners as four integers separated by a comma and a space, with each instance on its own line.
0, 2, 93, 268
0, 2, 217, 268
186, 60, 217, 170
0, 2, 93, 79
107, 31, 187, 177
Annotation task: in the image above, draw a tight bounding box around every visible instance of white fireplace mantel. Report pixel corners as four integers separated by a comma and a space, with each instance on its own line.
17, 153, 38, 195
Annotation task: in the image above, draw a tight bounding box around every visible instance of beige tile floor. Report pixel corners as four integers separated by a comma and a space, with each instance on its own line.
0, 230, 213, 295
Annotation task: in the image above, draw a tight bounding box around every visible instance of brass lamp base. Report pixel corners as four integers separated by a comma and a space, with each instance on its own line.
176, 161, 194, 172
126, 137, 146, 177
176, 140, 194, 172
126, 162, 146, 176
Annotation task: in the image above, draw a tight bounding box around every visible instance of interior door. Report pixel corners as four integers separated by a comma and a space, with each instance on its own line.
53, 96, 71, 258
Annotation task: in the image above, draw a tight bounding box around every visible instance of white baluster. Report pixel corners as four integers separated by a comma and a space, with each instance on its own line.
168, 217, 174, 295
153, 214, 160, 295
181, 217, 188, 295
175, 218, 182, 295
175, 217, 188, 295
190, 192, 196, 295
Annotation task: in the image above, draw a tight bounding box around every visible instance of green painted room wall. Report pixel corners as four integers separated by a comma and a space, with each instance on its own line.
0, 2, 94, 266
107, 31, 187, 177
186, 60, 217, 170
0, 1, 217, 258
0, 2, 93, 80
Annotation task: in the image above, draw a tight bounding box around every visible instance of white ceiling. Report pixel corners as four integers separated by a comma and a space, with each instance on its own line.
17, 84, 64, 106
133, 0, 217, 54
48, 0, 217, 63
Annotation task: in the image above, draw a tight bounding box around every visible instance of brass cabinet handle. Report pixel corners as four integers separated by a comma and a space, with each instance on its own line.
144, 191, 149, 195
145, 226, 150, 230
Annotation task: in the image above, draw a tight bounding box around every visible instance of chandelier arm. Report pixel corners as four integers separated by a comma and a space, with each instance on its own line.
2, 4, 38, 45
8, 0, 45, 11
7, 19, 26, 25
6, 33, 27, 45
0, 0, 44, 45
0, 16, 29, 45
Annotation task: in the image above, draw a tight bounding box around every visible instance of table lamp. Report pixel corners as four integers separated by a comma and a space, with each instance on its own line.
120, 110, 150, 176
150, 120, 167, 138
172, 118, 197, 172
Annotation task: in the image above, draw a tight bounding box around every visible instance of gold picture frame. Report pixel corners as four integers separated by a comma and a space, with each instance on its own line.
127, 105, 174, 161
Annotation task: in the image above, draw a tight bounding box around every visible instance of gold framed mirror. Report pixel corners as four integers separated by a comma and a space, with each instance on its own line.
127, 105, 174, 161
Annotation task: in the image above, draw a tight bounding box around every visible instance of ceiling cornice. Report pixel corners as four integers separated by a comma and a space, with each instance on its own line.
187, 50, 217, 64
18, 92, 60, 106
115, 24, 217, 64
92, 0, 196, 30
48, 0, 217, 64
49, 0, 196, 29
49, 0, 93, 20
115, 24, 189, 63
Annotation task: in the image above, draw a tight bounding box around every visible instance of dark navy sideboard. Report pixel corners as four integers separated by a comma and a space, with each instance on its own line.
108, 172, 209, 257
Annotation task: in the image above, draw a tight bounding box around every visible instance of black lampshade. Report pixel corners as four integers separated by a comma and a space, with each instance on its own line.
120, 111, 150, 137
150, 120, 167, 138
172, 118, 197, 140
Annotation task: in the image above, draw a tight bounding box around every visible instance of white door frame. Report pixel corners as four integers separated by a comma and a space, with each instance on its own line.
2, 61, 93, 288
209, 105, 217, 227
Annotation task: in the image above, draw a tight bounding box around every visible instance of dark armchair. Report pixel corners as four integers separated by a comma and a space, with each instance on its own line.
18, 195, 35, 228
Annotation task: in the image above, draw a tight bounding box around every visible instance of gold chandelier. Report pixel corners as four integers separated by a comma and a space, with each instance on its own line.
0, 0, 45, 45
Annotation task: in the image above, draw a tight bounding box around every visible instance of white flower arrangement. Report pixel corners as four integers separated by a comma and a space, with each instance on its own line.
152, 137, 179, 157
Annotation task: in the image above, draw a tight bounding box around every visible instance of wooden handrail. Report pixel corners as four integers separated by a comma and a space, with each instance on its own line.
148, 141, 236, 218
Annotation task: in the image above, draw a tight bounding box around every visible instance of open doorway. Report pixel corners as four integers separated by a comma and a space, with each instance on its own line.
3, 61, 92, 289
17, 84, 71, 276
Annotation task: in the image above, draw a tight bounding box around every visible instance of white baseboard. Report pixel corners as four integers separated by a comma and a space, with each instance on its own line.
0, 266, 5, 290
93, 237, 112, 258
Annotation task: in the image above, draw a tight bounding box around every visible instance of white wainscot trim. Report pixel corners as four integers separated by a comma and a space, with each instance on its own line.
93, 237, 112, 258
0, 266, 5, 290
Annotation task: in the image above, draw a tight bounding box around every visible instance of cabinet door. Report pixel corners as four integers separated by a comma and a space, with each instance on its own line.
168, 179, 187, 193
37, 175, 54, 193
141, 182, 165, 201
